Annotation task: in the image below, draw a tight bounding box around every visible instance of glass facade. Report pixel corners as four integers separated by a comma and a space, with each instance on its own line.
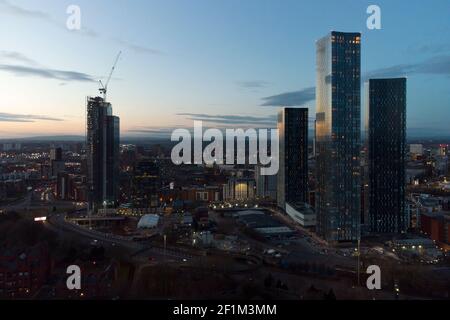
277, 108, 309, 210
316, 31, 361, 242
366, 78, 407, 233
86, 96, 120, 213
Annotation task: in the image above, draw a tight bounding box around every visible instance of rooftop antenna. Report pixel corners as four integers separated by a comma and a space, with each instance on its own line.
99, 51, 122, 101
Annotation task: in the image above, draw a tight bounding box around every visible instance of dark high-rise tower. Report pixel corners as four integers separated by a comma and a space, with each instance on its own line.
50, 147, 62, 161
277, 108, 309, 210
316, 31, 361, 242
50, 147, 65, 178
366, 78, 407, 233
86, 96, 120, 213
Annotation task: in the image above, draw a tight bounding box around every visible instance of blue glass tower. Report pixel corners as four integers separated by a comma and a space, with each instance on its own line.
315, 31, 362, 242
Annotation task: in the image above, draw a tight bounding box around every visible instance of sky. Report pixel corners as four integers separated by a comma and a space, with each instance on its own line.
0, 0, 449, 139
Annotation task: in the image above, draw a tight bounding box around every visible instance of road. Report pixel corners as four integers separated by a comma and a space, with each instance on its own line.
46, 212, 195, 263
0, 191, 32, 212
263, 207, 358, 269
1, 190, 77, 214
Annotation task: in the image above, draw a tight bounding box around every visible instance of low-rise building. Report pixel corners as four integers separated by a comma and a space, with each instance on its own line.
137, 214, 160, 229
180, 185, 221, 202
223, 177, 255, 201
410, 144, 424, 156
285, 202, 316, 228
420, 212, 450, 249
0, 243, 50, 299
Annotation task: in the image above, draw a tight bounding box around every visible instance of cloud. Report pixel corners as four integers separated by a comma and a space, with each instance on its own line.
0, 50, 38, 65
128, 127, 178, 134
0, 1, 163, 57
364, 55, 450, 79
0, 112, 64, 123
76, 28, 99, 38
126, 126, 184, 138
409, 43, 450, 55
0, 64, 96, 82
0, 50, 96, 83
177, 113, 277, 127
415, 55, 450, 75
113, 39, 164, 56
0, 0, 50, 19
236, 81, 270, 89
363, 64, 412, 80
260, 55, 450, 107
261, 87, 315, 107
128, 113, 318, 138
127, 124, 274, 138
0, 118, 33, 123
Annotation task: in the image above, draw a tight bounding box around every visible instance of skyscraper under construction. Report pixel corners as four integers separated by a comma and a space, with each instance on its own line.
86, 96, 120, 213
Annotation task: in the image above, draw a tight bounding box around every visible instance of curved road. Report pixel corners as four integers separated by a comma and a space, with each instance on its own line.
47, 213, 195, 262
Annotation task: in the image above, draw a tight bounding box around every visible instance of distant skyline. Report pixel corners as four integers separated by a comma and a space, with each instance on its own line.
1, 0, 450, 138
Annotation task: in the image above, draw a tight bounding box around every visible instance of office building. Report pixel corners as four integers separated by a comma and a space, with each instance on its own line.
255, 164, 277, 200
56, 172, 69, 200
132, 159, 161, 208
315, 31, 362, 242
277, 108, 309, 210
50, 147, 62, 161
366, 78, 407, 233
45, 147, 65, 178
2, 143, 21, 152
409, 144, 424, 156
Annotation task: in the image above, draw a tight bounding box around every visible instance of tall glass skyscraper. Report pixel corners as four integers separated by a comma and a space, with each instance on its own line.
366, 78, 407, 233
316, 31, 361, 242
86, 96, 120, 213
277, 108, 309, 210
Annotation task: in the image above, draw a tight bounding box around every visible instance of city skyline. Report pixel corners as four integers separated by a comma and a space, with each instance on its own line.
1, 0, 450, 139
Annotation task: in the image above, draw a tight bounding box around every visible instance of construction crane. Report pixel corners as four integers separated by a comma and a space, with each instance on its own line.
99, 51, 122, 101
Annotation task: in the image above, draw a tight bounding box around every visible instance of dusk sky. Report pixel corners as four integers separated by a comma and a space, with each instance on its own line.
1, 0, 449, 138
